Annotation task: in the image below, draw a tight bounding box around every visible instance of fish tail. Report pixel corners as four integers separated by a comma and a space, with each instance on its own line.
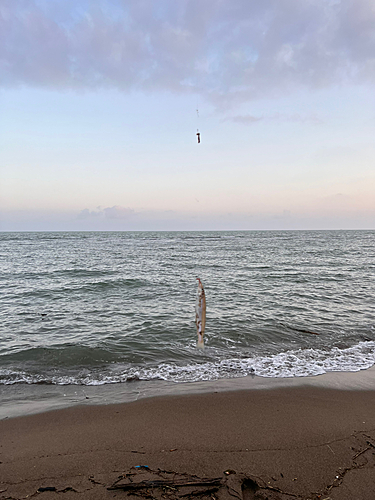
197, 332, 204, 349
197, 339, 204, 349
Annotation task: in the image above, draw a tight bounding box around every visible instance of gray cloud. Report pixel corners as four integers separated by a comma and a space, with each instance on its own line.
228, 114, 263, 125
2, 206, 374, 231
226, 111, 323, 125
269, 112, 324, 124
77, 208, 102, 219
77, 205, 134, 220
1, 0, 375, 104
103, 205, 134, 219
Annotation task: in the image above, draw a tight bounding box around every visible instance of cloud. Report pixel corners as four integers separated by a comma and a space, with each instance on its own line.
228, 114, 263, 125
2, 205, 375, 231
77, 205, 134, 220
269, 112, 324, 124
2, 0, 375, 105
103, 205, 134, 219
227, 111, 323, 125
77, 208, 102, 219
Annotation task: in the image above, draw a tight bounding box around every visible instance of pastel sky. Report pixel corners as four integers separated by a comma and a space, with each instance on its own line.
1, 0, 375, 231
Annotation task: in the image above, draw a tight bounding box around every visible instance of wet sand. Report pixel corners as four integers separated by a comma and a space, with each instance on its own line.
1, 386, 375, 500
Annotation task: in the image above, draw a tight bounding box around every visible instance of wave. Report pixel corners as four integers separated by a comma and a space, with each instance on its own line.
10, 277, 150, 299
1, 341, 375, 386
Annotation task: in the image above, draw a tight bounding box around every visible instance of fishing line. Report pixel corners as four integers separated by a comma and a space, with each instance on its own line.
196, 97, 200, 143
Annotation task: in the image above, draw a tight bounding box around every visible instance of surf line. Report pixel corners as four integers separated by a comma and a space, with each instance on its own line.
195, 278, 206, 348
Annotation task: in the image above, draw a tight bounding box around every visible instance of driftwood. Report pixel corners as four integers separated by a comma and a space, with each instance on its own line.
107, 467, 299, 499
109, 477, 222, 491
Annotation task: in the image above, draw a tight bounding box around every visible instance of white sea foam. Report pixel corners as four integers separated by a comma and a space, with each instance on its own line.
122, 341, 375, 382
2, 341, 375, 385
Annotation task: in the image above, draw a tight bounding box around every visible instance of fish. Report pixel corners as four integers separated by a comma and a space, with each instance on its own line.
195, 278, 206, 348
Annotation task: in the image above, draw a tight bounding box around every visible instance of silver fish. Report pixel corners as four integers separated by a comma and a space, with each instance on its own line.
195, 278, 206, 348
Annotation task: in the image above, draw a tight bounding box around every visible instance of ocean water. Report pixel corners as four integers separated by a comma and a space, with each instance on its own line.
1, 230, 374, 397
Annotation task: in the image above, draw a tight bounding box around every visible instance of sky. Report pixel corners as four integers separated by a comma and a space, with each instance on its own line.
1, 0, 375, 231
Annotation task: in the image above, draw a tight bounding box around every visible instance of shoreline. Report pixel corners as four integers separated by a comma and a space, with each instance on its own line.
2, 383, 375, 499
2, 365, 375, 420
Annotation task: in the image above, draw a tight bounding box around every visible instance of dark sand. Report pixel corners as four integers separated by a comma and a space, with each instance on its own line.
2, 386, 375, 499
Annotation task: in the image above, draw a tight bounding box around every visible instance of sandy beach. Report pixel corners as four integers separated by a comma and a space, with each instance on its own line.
2, 385, 375, 500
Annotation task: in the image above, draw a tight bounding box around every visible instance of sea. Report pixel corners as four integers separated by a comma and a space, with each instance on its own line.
1, 230, 375, 417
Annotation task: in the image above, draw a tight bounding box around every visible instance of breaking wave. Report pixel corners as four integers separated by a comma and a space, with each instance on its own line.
2, 341, 375, 386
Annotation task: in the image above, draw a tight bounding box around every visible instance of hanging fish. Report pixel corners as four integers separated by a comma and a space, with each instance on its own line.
195, 278, 206, 348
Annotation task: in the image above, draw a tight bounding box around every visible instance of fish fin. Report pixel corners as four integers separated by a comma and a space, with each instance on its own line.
197, 339, 204, 349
